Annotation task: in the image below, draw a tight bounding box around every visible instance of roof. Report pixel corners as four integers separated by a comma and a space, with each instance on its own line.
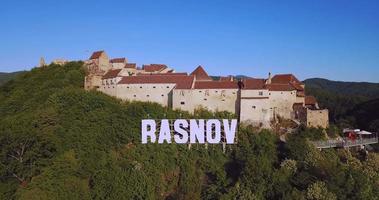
242, 78, 266, 89
267, 74, 304, 91
124, 63, 136, 69
290, 82, 304, 91
137, 72, 188, 76
89, 51, 104, 59
305, 96, 317, 105
110, 58, 126, 63
102, 69, 122, 79
194, 81, 239, 89
271, 74, 302, 84
190, 66, 212, 81
142, 64, 167, 72
219, 76, 234, 81
118, 75, 194, 89
266, 84, 296, 91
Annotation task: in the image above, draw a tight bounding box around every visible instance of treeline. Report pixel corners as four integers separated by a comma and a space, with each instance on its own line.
305, 78, 379, 132
0, 63, 378, 199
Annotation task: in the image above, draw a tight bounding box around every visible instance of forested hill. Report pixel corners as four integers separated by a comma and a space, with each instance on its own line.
0, 71, 25, 86
0, 63, 378, 199
304, 78, 379, 99
304, 78, 379, 130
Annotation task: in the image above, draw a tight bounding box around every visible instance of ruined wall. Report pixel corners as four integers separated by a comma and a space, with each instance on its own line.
84, 75, 102, 90
115, 83, 176, 107
269, 90, 297, 119
172, 89, 238, 114
111, 63, 125, 69
306, 109, 329, 128
119, 68, 137, 76
97, 53, 111, 72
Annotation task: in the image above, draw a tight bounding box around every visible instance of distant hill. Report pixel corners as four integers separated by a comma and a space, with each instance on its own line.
0, 71, 25, 85
304, 78, 379, 99
304, 78, 379, 129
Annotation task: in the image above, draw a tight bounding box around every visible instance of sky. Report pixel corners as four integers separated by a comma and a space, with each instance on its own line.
0, 0, 378, 82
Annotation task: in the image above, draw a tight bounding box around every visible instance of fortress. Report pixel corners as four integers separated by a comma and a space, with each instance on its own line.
84, 50, 329, 128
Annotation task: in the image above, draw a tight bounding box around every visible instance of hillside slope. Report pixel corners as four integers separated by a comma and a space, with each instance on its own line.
0, 71, 25, 86
304, 78, 379, 99
0, 63, 378, 200
304, 78, 379, 128
348, 98, 379, 131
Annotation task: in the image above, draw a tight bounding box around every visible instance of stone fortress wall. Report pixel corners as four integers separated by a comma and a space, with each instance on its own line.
85, 50, 329, 129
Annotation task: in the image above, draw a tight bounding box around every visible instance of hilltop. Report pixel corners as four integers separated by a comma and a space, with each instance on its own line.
0, 63, 378, 199
304, 78, 379, 99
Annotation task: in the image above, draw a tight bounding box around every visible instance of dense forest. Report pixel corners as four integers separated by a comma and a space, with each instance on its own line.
304, 78, 379, 132
0, 63, 378, 199
0, 71, 25, 86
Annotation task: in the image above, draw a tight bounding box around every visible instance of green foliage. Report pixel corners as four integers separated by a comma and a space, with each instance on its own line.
0, 71, 25, 86
304, 78, 379, 132
0, 63, 378, 199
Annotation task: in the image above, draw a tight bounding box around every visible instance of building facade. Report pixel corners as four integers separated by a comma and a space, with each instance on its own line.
85, 50, 329, 129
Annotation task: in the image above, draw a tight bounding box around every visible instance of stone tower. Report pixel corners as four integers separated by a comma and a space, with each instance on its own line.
39, 57, 46, 67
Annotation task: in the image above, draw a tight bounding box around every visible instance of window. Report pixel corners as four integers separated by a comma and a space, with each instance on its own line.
133, 95, 136, 97
204, 98, 207, 101
199, 90, 202, 93
147, 95, 150, 97
127, 86, 129, 89
259, 91, 263, 96
140, 86, 143, 89
269, 93, 271, 95
252, 106, 256, 109
232, 92, 236, 94
166, 86, 169, 88
161, 94, 164, 97
153, 86, 156, 88
180, 101, 185, 105
215, 90, 218, 93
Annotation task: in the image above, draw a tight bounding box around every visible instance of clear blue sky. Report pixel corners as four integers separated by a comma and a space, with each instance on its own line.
0, 0, 378, 82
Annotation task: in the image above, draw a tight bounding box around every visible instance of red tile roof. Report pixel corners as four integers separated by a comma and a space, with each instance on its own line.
118, 75, 194, 89
190, 66, 212, 81
219, 76, 234, 81
290, 82, 304, 91
271, 74, 302, 84
305, 96, 317, 105
124, 63, 137, 69
110, 58, 126, 63
137, 72, 188, 76
102, 69, 122, 79
89, 51, 104, 59
266, 84, 296, 91
142, 64, 168, 72
242, 78, 266, 89
194, 81, 239, 89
